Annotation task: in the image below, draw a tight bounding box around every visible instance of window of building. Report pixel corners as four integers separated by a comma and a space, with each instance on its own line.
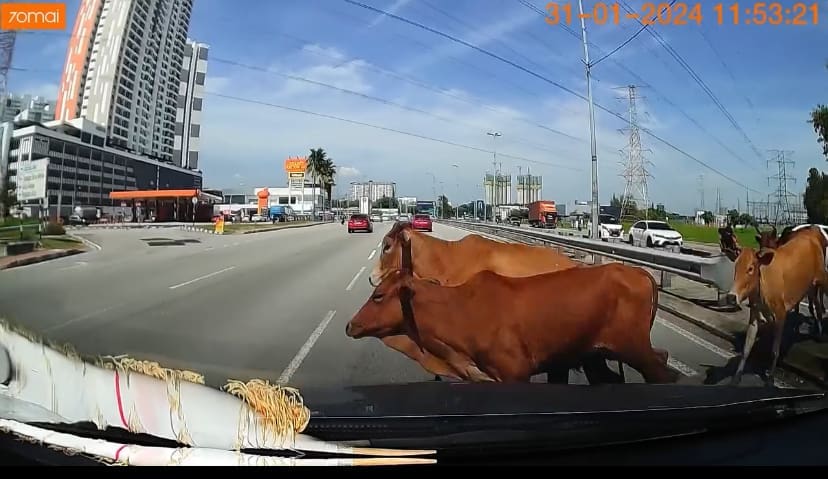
195, 72, 205, 85
190, 124, 200, 137
192, 97, 202, 111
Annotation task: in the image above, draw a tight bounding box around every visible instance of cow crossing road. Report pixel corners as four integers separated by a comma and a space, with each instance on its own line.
0, 221, 789, 389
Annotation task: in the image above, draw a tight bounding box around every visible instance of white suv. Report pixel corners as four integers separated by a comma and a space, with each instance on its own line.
628, 220, 683, 249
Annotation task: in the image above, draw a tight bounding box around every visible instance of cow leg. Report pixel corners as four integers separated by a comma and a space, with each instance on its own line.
581, 355, 623, 384
732, 311, 760, 386
545, 364, 570, 384
381, 335, 463, 380
766, 310, 787, 387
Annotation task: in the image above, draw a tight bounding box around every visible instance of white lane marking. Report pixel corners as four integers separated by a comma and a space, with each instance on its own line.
667, 357, 699, 377
368, 249, 376, 260
377, 241, 382, 249
71, 235, 102, 251
346, 266, 366, 291
169, 266, 236, 290
278, 310, 337, 383
655, 318, 735, 359
204, 246, 214, 251
44, 305, 118, 333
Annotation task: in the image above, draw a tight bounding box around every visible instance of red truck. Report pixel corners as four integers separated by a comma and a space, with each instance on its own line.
528, 201, 558, 228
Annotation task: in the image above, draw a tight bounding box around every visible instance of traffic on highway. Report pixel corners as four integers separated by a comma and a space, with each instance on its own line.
2, 0, 828, 467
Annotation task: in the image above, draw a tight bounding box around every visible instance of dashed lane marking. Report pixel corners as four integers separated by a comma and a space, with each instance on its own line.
169, 266, 236, 290
368, 249, 376, 260
278, 310, 337, 384
655, 318, 735, 359
667, 357, 699, 377
346, 266, 366, 291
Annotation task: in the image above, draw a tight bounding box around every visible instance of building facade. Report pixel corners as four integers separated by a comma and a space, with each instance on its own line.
515, 174, 542, 205
1, 118, 201, 219
483, 173, 511, 206
55, 0, 194, 163
174, 39, 208, 170
349, 181, 395, 202
1, 94, 55, 123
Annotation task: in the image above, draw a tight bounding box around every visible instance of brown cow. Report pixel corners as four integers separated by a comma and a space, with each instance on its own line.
368, 222, 622, 383
755, 225, 826, 337
728, 226, 828, 385
347, 261, 677, 384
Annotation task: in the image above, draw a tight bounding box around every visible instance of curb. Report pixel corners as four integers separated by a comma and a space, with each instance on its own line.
67, 234, 102, 251
0, 249, 84, 270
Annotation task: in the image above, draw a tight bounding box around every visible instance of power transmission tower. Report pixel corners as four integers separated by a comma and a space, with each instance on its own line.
616, 85, 652, 219
767, 149, 796, 226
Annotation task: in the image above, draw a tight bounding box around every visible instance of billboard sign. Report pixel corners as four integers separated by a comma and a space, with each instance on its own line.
16, 158, 49, 202
284, 157, 307, 174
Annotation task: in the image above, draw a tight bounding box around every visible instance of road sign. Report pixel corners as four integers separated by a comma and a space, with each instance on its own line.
289, 172, 305, 178
284, 157, 307, 174
15, 159, 49, 202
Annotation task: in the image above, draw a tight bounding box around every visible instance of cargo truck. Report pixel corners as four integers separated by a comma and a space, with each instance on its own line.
528, 201, 558, 228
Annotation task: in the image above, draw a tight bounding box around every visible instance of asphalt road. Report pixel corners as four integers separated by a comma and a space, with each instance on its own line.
0, 221, 771, 389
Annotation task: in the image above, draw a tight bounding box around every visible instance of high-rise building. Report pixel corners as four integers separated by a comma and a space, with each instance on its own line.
174, 39, 208, 170
483, 173, 511, 206
55, 0, 194, 163
516, 174, 542, 205
0, 93, 55, 123
350, 182, 395, 202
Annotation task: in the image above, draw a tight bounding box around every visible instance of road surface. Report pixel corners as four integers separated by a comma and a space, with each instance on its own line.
0, 221, 770, 389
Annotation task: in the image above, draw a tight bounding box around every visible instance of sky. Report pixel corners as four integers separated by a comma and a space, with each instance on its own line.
8, 0, 828, 214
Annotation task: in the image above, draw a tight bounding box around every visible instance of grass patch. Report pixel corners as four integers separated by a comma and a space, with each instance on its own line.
222, 221, 312, 234
39, 236, 84, 250
618, 220, 760, 248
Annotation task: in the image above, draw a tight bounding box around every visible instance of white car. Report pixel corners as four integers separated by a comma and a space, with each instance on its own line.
590, 214, 623, 241
628, 220, 683, 249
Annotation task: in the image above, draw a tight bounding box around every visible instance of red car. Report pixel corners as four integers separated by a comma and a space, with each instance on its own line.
411, 214, 433, 232
348, 214, 373, 233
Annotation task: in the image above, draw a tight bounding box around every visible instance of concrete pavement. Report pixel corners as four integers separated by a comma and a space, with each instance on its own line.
0, 221, 782, 390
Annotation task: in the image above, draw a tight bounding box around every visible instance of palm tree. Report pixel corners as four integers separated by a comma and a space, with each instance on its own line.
306, 148, 326, 214
319, 157, 337, 211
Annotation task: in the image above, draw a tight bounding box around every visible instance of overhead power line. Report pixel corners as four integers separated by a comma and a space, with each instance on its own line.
212, 57, 583, 157
343, 0, 763, 194
205, 91, 583, 172
514, 0, 758, 173
618, 1, 764, 162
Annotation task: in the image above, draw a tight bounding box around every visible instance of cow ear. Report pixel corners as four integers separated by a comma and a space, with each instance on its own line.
399, 286, 423, 351
756, 248, 775, 266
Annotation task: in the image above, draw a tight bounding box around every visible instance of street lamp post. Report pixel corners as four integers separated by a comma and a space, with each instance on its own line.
578, 0, 600, 245
451, 164, 460, 219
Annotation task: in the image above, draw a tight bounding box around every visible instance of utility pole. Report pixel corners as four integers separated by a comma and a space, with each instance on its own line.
517, 165, 523, 206
767, 149, 796, 226
697, 174, 705, 211
578, 0, 600, 242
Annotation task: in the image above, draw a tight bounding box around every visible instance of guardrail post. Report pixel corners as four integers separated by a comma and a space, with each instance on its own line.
660, 270, 672, 289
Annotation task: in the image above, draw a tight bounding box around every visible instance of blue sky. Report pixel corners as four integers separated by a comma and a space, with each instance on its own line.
9, 0, 828, 214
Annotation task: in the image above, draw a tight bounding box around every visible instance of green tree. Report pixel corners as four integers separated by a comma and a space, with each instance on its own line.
727, 209, 740, 226
306, 148, 327, 212
701, 210, 715, 226
811, 63, 828, 159
372, 196, 399, 209
804, 167, 828, 224
317, 156, 336, 210
437, 195, 453, 219
0, 173, 14, 221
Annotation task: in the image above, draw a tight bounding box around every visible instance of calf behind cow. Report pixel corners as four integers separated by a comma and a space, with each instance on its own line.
347, 260, 677, 384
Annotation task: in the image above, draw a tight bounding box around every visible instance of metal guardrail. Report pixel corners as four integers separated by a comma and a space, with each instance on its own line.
439, 219, 735, 294
0, 223, 41, 241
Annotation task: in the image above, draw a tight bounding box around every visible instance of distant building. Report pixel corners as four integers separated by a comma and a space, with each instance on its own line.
398, 196, 416, 213
0, 94, 55, 123
484, 173, 511, 205
56, 0, 195, 163
516, 174, 542, 205
1, 117, 202, 219
173, 39, 208, 170
350, 182, 395, 201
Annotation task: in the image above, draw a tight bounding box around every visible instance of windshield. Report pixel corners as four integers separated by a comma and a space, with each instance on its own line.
646, 222, 674, 231
2, 0, 825, 462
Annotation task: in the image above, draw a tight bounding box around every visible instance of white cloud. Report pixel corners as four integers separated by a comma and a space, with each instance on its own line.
338, 166, 362, 178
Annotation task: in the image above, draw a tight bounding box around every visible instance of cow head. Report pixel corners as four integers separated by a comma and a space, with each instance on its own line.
345, 275, 435, 346
369, 221, 415, 286
755, 225, 779, 249
729, 246, 775, 304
